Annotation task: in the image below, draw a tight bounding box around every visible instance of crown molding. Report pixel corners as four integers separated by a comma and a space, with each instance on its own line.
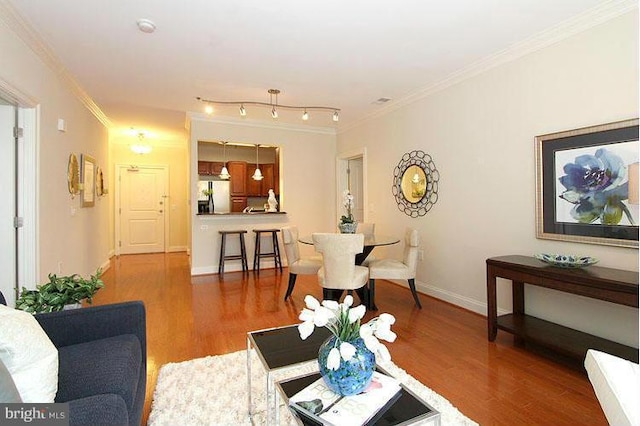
0, 0, 112, 128
339, 0, 638, 134
0, 76, 38, 106
187, 112, 337, 136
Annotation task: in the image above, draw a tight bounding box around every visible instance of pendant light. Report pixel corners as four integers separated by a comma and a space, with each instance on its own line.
252, 144, 263, 181
219, 142, 230, 180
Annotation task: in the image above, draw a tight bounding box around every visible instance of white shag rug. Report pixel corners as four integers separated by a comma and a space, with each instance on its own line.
148, 350, 477, 426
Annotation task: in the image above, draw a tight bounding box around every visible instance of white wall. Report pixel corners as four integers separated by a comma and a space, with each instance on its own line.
189, 117, 337, 274
0, 11, 110, 287
338, 12, 639, 347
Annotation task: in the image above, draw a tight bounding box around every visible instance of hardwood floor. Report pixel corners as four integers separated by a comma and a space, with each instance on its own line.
94, 253, 607, 425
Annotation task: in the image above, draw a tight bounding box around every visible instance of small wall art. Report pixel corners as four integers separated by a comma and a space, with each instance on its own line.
81, 154, 96, 207
67, 153, 80, 197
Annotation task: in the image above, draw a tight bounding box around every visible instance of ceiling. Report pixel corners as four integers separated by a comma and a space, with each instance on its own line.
6, 0, 620, 138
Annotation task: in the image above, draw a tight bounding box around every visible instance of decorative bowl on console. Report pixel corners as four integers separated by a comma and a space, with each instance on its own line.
534, 253, 599, 268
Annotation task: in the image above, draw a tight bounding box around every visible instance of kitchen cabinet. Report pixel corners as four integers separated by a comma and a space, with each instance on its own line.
198, 161, 210, 175
230, 196, 247, 212
198, 161, 224, 176
246, 163, 275, 196
227, 161, 247, 196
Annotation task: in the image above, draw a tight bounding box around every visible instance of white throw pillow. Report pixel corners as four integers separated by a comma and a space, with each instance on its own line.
0, 304, 58, 402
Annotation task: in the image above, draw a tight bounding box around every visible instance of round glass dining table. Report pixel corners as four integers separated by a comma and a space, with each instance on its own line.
298, 234, 400, 266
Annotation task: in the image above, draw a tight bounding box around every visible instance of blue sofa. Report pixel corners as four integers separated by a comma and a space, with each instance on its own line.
0, 291, 146, 426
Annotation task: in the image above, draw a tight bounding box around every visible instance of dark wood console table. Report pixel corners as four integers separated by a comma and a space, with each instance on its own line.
487, 255, 639, 364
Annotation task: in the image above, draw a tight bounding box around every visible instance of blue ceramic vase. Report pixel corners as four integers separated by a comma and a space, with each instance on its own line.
318, 336, 375, 396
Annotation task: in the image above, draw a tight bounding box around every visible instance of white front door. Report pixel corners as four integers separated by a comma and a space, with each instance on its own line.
117, 165, 168, 254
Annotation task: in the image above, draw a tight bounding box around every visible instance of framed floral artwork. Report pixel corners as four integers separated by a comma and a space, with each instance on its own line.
535, 119, 639, 248
81, 154, 96, 207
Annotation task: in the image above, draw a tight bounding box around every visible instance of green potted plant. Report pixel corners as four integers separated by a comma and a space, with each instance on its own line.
16, 270, 104, 313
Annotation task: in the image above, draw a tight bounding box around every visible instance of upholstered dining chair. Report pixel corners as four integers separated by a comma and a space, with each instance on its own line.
367, 228, 422, 309
281, 226, 323, 300
312, 233, 369, 304
356, 222, 376, 266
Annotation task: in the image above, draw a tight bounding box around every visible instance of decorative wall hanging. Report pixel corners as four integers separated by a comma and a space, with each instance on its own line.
392, 150, 439, 217
95, 166, 105, 197
81, 154, 96, 207
535, 118, 639, 248
67, 153, 80, 197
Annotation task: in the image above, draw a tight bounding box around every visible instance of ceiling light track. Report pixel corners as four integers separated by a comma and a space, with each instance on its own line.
196, 89, 340, 122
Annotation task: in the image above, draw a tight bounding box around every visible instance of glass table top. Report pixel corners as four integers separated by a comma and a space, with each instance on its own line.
298, 234, 400, 247
249, 325, 332, 370
277, 367, 440, 426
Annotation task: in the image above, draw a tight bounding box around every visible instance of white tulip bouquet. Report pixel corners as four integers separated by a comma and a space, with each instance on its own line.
298, 295, 397, 371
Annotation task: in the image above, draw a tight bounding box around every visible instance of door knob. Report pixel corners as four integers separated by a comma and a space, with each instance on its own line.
158, 210, 163, 213
159, 201, 163, 205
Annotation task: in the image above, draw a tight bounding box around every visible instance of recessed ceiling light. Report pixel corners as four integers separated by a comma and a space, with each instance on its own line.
136, 19, 156, 34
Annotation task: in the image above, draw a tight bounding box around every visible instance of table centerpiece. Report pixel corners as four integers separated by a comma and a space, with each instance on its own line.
297, 294, 396, 396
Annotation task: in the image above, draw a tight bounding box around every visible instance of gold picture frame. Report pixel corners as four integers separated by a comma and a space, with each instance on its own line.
535, 119, 639, 248
81, 154, 96, 207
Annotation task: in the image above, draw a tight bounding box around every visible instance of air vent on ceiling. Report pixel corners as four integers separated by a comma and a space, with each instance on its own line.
372, 97, 392, 105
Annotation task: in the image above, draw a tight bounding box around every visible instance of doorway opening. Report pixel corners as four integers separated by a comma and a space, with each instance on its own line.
0, 82, 37, 306
336, 148, 367, 225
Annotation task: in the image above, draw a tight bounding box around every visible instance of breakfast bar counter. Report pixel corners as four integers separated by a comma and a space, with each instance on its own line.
196, 211, 287, 216
191, 212, 292, 276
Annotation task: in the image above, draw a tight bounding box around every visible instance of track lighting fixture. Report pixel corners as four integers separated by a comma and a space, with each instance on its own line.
196, 89, 340, 123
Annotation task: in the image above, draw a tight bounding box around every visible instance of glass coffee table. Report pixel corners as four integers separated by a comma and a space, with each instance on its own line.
275, 366, 441, 426
247, 324, 332, 424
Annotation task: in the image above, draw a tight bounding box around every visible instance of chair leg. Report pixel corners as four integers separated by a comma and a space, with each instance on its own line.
284, 274, 298, 301
368, 279, 378, 311
323, 288, 344, 302
408, 278, 422, 309
355, 287, 368, 307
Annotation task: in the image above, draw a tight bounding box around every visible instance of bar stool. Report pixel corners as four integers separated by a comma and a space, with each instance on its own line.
218, 230, 248, 274
252, 229, 283, 273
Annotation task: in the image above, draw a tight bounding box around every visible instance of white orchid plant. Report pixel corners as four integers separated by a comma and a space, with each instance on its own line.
340, 190, 354, 224
298, 295, 397, 371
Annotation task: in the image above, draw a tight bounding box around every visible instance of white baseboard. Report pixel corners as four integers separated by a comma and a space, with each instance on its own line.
386, 278, 509, 317
416, 280, 486, 315
99, 258, 111, 274
168, 246, 188, 253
